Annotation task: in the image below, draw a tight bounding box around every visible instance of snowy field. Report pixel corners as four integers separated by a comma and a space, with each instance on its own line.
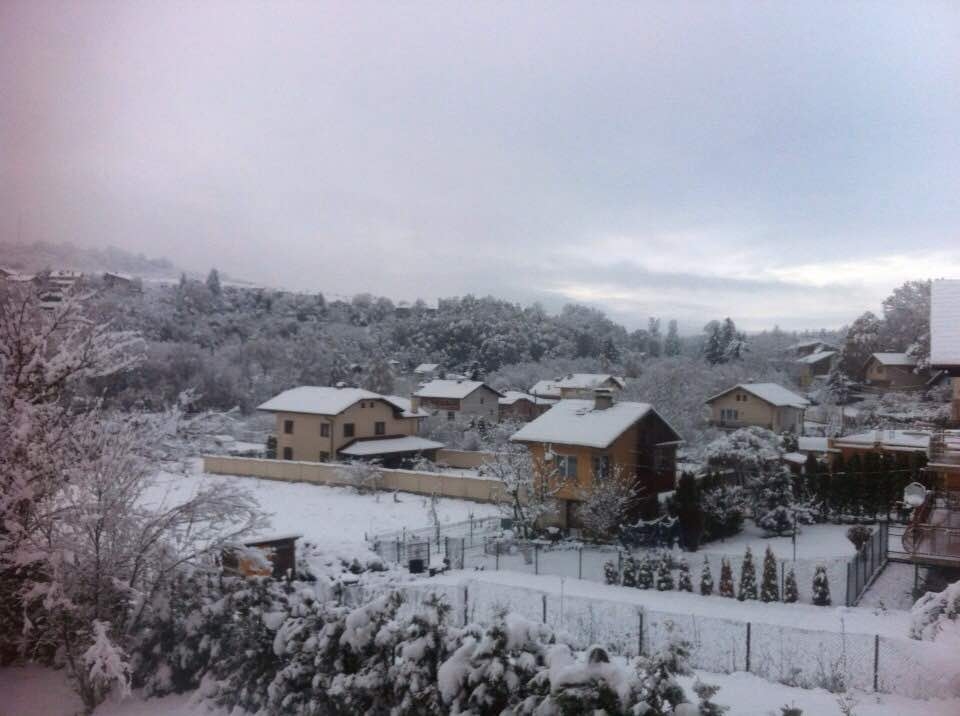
698, 521, 856, 560
145, 466, 500, 551
4, 662, 959, 716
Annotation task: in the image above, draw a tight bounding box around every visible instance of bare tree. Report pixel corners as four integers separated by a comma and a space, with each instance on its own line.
576, 466, 643, 540
483, 445, 559, 538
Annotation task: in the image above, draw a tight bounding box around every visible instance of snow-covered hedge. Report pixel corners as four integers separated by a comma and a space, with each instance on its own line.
910, 580, 960, 642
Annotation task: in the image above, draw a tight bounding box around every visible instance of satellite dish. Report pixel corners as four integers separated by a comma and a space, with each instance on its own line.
903, 482, 927, 508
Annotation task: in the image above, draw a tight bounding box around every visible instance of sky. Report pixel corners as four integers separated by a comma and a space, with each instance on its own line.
2, 1, 959, 332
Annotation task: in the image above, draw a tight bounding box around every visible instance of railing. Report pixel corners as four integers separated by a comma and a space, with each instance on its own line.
900, 490, 960, 564
846, 521, 888, 606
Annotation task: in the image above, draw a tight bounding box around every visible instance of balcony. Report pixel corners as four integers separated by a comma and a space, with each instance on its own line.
896, 490, 960, 567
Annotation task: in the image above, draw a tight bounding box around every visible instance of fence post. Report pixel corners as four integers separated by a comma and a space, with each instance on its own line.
535, 544, 539, 575
495, 541, 500, 570
542, 594, 547, 624
745, 622, 751, 673
845, 562, 852, 607
780, 562, 785, 597
463, 585, 469, 626
873, 634, 880, 692
396, 538, 401, 564
462, 539, 466, 570
618, 550, 623, 577
638, 610, 644, 657
578, 547, 583, 580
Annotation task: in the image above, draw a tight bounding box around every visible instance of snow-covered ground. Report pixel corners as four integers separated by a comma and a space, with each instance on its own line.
144, 466, 500, 552
5, 662, 959, 716
698, 521, 856, 560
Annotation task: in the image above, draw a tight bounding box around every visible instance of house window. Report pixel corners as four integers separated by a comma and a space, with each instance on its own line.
343, 423, 355, 438
282, 447, 293, 460
283, 419, 294, 434
555, 455, 578, 480
591, 455, 611, 479
447, 411, 455, 421
320, 423, 330, 437
721, 409, 739, 421
375, 421, 385, 436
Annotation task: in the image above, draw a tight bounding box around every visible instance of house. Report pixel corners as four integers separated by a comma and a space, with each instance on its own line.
103, 272, 142, 292
787, 340, 837, 358
413, 379, 502, 422
781, 435, 839, 474
258, 386, 437, 466
511, 389, 682, 528
863, 352, 928, 391
413, 363, 442, 379
498, 391, 556, 422
931, 279, 960, 425
830, 429, 931, 462
705, 383, 809, 433
792, 349, 837, 387
530, 373, 625, 400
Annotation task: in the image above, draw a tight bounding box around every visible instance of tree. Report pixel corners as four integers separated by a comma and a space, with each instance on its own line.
718, 558, 735, 598
364, 355, 395, 394
700, 557, 714, 596
783, 568, 799, 604
637, 554, 655, 590
882, 280, 931, 371
674, 473, 704, 551
812, 565, 832, 606
909, 579, 960, 641
677, 559, 693, 592
647, 318, 662, 358
837, 311, 883, 381
737, 548, 758, 601
603, 560, 620, 586
656, 553, 674, 591
576, 466, 642, 540
483, 445, 558, 539
664, 320, 681, 357
622, 556, 638, 587
703, 321, 724, 365
206, 268, 222, 296
760, 546, 780, 602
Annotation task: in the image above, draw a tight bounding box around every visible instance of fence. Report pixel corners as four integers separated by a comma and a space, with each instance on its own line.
846, 521, 888, 606
394, 578, 959, 700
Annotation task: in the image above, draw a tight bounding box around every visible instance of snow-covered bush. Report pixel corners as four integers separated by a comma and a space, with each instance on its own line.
677, 560, 693, 593
577, 466, 642, 540
603, 560, 620, 586
637, 555, 655, 590
909, 580, 960, 642
718, 558, 735, 598
812, 565, 832, 606
700, 477, 746, 542
700, 557, 714, 596
784, 568, 799, 604
622, 556, 638, 588
656, 553, 675, 591
846, 525, 873, 551
760, 546, 780, 603
737, 548, 758, 601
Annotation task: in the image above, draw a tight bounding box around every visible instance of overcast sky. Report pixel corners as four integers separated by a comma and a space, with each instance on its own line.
2, 2, 959, 331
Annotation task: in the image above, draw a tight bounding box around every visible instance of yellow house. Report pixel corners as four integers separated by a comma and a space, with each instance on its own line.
510, 390, 682, 528
258, 386, 438, 466
863, 352, 928, 391
705, 383, 809, 433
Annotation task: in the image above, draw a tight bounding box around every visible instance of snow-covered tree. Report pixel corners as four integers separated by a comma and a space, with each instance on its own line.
622, 556, 638, 588
637, 555, 655, 590
603, 560, 620, 586
656, 553, 675, 591
673, 472, 704, 551
576, 466, 642, 540
737, 548, 758, 601
206, 268, 222, 296
760, 547, 780, 602
677, 559, 693, 593
81, 620, 132, 709
783, 567, 799, 604
704, 426, 783, 482
664, 320, 681, 357
812, 565, 832, 606
363, 354, 395, 394
700, 556, 714, 596
483, 445, 559, 538
635, 626, 692, 713
909, 580, 960, 642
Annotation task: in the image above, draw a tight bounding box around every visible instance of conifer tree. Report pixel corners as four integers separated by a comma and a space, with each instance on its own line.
812, 565, 832, 606
783, 567, 799, 604
700, 556, 714, 596
718, 558, 735, 598
391, 594, 452, 715
637, 554, 654, 590
622, 556, 638, 588
603, 560, 620, 586
675, 472, 704, 551
737, 548, 758, 601
656, 553, 675, 591
760, 546, 780, 602
829, 454, 846, 519
677, 559, 693, 592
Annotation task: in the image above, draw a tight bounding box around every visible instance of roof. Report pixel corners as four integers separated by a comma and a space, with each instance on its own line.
383, 395, 431, 418
705, 383, 810, 408
414, 379, 502, 400
833, 429, 930, 451
413, 363, 440, 373
530, 373, 625, 397
869, 352, 917, 367
510, 399, 679, 449
931, 279, 960, 367
498, 390, 557, 406
796, 350, 837, 365
257, 386, 424, 417
797, 436, 832, 453
339, 436, 444, 457
782, 452, 807, 465
788, 339, 830, 350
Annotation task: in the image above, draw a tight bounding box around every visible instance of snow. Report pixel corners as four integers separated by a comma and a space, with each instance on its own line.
510, 399, 660, 449
529, 373, 624, 398
145, 466, 500, 551
339, 436, 445, 456
498, 390, 555, 406
699, 522, 856, 560
931, 278, 960, 367
413, 362, 440, 373
783, 451, 806, 465
870, 352, 918, 367
706, 382, 810, 408
833, 429, 930, 451
796, 349, 837, 364
414, 379, 499, 399
257, 386, 424, 417
798, 435, 831, 453
383, 394, 431, 417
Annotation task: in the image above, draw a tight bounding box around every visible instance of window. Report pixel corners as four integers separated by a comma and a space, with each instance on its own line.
375, 421, 385, 436
555, 454, 578, 480
591, 455, 611, 480
282, 447, 293, 460
319, 451, 329, 462
320, 423, 330, 437
283, 419, 294, 434
447, 411, 455, 421
720, 408, 739, 421
480, 398, 484, 404
343, 423, 355, 438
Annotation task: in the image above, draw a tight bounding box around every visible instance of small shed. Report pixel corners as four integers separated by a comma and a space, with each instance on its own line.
223, 534, 300, 579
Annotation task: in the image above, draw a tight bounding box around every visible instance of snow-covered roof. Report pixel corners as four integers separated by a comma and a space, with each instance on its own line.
383, 395, 431, 418
413, 363, 440, 373
258, 386, 423, 417
414, 379, 501, 400
498, 391, 557, 406
529, 373, 624, 397
796, 350, 837, 365
797, 436, 833, 453
833, 429, 930, 451
510, 399, 677, 449
930, 279, 960, 367
869, 352, 917, 367
706, 383, 809, 408
339, 436, 444, 457
788, 339, 830, 350
782, 452, 807, 465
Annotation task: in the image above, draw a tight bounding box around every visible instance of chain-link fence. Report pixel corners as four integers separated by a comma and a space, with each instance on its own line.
396, 578, 959, 700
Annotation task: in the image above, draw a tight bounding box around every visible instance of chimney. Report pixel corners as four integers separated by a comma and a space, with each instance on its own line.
410, 395, 420, 413
594, 388, 614, 411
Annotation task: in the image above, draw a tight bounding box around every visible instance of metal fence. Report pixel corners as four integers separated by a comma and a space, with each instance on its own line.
395, 578, 959, 700
369, 515, 503, 553
846, 521, 889, 606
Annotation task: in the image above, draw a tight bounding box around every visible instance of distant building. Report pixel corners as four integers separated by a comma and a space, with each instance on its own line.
511, 389, 682, 527
792, 349, 837, 387
931, 279, 960, 425
705, 382, 809, 433
498, 391, 555, 422
863, 352, 928, 391
413, 363, 442, 379
258, 386, 435, 466
786, 340, 837, 358
530, 373, 625, 400
103, 272, 142, 292
413, 379, 502, 422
